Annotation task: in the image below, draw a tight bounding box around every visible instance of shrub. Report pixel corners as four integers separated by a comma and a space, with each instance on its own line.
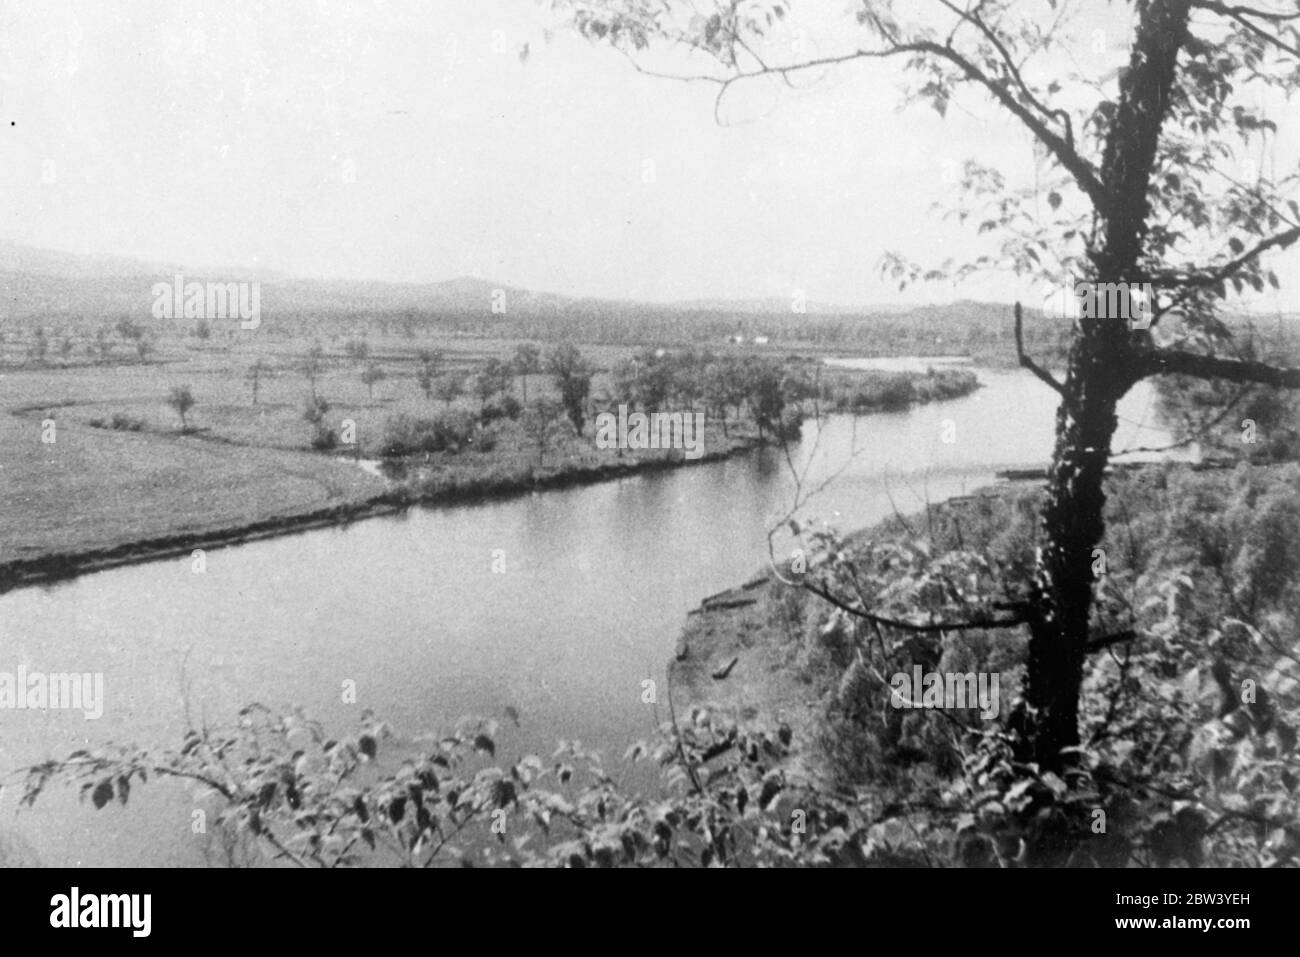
303, 396, 330, 424
481, 393, 523, 424
831, 369, 978, 415
381, 410, 478, 457
90, 413, 144, 431
875, 375, 917, 411
470, 422, 501, 453
166, 385, 196, 431
777, 408, 804, 441
915, 368, 980, 403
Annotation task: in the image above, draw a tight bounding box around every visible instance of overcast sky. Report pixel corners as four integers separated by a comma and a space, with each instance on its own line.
1, 0, 1297, 310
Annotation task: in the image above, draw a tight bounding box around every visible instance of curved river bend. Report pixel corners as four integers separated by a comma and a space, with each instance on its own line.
0, 364, 1185, 865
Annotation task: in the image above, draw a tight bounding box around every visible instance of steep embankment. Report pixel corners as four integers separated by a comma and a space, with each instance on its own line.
668, 484, 1027, 734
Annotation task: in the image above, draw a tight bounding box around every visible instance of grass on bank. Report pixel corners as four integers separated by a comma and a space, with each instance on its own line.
0, 340, 980, 569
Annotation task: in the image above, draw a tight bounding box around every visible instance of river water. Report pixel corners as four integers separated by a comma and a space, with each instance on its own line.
0, 363, 1186, 865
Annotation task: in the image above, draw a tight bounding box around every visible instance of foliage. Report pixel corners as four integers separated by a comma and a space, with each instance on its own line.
19, 702, 898, 868
546, 343, 593, 434
302, 396, 330, 425
1153, 333, 1300, 462
89, 413, 145, 432
481, 393, 523, 425
825, 369, 981, 415
302, 395, 334, 449
28, 326, 48, 364
381, 410, 479, 457
115, 317, 144, 342
245, 359, 270, 405
416, 362, 436, 401
474, 358, 514, 411
310, 426, 338, 451
520, 397, 571, 466
787, 464, 1300, 867
361, 361, 387, 399
300, 344, 326, 398
433, 372, 466, 408
745, 358, 786, 437
165, 386, 195, 432
513, 343, 542, 403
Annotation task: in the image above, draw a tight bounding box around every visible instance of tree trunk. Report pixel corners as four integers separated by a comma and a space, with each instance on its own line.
1023, 323, 1125, 765
1021, 0, 1191, 769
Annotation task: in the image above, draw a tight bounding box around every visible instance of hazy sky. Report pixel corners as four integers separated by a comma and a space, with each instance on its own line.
1, 0, 1298, 309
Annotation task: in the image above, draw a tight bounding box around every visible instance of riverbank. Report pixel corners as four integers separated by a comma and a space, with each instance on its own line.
667, 458, 1299, 779
0, 427, 764, 593
1, 354, 984, 592
819, 365, 981, 414
667, 481, 1030, 753
667, 458, 1300, 867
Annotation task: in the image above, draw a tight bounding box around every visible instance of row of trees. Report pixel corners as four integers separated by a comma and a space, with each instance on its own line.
10, 319, 156, 365
247, 343, 547, 411
607, 348, 819, 439
80, 336, 811, 454
380, 345, 579, 464
374, 343, 822, 466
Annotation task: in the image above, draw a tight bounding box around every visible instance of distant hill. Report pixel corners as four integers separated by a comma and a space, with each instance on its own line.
0, 243, 614, 320
0, 242, 1292, 364
671, 296, 917, 316
0, 241, 998, 322
0, 241, 183, 280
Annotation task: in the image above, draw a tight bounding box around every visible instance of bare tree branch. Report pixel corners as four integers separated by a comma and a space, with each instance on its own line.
1152, 225, 1300, 290
1116, 380, 1253, 455
801, 579, 1027, 634
613, 33, 1106, 207
935, 0, 1075, 149
1195, 1, 1300, 20
1193, 0, 1300, 57
1140, 348, 1300, 386
1014, 301, 1068, 397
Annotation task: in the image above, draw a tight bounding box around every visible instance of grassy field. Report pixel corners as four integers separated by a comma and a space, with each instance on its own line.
0, 330, 736, 577
0, 322, 980, 585
0, 361, 388, 562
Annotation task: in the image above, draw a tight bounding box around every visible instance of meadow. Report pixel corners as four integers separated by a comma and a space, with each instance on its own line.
0, 308, 981, 586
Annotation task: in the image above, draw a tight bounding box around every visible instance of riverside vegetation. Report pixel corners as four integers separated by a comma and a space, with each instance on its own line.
8, 335, 1298, 868
0, 324, 978, 589
11, 352, 1299, 869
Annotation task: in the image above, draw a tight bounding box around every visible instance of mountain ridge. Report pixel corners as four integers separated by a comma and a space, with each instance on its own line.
0, 242, 965, 318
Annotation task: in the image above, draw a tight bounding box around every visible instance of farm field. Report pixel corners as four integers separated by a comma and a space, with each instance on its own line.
0, 316, 982, 581
0, 328, 746, 574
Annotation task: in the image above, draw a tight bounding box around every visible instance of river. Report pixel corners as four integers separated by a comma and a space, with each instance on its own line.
0, 363, 1187, 865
